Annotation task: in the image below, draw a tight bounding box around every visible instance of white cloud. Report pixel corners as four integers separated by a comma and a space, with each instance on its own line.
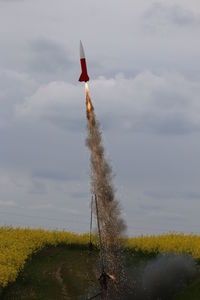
16, 81, 82, 118
16, 72, 200, 135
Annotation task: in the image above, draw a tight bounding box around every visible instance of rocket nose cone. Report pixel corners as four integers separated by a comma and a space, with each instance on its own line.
80, 40, 85, 59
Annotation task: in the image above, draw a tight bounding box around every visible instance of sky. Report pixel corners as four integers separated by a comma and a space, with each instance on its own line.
0, 0, 200, 235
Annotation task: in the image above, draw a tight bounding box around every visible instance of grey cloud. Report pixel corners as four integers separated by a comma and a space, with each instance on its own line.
0, 70, 36, 124
138, 203, 162, 212
32, 169, 80, 181
183, 191, 200, 200
117, 113, 195, 136
70, 191, 89, 200
144, 190, 200, 202
136, 200, 186, 221
143, 114, 197, 135
100, 73, 200, 136
0, 119, 88, 181
29, 180, 47, 195
0, 200, 17, 207
27, 38, 74, 82
43, 115, 85, 132
143, 2, 200, 32
144, 190, 179, 200
0, 0, 24, 1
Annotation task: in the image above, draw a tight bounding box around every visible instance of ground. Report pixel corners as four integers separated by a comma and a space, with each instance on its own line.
1, 247, 98, 300
1, 246, 200, 299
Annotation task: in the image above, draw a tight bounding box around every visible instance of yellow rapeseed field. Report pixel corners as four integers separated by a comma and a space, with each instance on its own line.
0, 226, 200, 288
126, 233, 200, 259
0, 226, 90, 287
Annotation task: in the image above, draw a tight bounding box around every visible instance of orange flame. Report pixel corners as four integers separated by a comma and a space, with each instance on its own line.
108, 274, 116, 281
85, 83, 93, 112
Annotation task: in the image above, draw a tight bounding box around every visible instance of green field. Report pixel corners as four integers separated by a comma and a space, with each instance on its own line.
1, 246, 99, 300
1, 245, 200, 300
173, 274, 200, 300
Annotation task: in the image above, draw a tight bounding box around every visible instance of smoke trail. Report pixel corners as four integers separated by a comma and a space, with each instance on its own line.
85, 84, 127, 299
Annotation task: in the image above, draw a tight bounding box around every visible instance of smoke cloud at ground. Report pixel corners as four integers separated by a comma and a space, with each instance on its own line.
125, 254, 197, 300
85, 87, 127, 299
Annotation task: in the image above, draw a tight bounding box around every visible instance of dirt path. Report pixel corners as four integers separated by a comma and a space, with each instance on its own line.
55, 266, 69, 299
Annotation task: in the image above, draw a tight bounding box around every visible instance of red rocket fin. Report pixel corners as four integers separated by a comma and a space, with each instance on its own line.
79, 73, 90, 82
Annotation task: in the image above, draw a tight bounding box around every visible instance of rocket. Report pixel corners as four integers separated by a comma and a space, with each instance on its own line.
79, 41, 90, 82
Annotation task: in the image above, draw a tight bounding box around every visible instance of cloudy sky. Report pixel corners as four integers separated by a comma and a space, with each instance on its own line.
0, 0, 200, 235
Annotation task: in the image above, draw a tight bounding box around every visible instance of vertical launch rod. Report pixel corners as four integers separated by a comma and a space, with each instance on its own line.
89, 195, 93, 246
95, 194, 104, 272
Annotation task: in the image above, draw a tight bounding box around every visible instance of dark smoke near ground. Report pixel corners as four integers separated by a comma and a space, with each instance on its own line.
125, 254, 197, 300
85, 88, 127, 299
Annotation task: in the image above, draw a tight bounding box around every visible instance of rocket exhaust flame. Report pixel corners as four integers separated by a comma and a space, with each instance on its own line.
85, 84, 127, 299
85, 82, 89, 94
86, 83, 94, 122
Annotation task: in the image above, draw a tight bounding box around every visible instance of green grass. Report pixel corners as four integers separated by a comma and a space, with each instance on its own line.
173, 272, 200, 300
2, 246, 99, 300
